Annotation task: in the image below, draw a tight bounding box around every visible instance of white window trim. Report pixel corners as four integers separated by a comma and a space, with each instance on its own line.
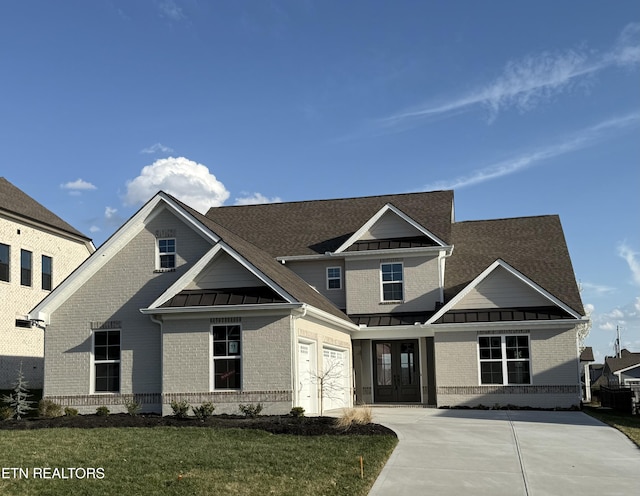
477, 334, 532, 386
156, 237, 177, 272
91, 329, 121, 394
326, 266, 342, 290
210, 324, 242, 391
380, 261, 404, 302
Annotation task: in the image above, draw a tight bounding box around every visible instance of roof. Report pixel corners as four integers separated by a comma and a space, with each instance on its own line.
0, 177, 91, 242
605, 349, 640, 373
445, 216, 584, 315
167, 195, 353, 324
205, 190, 454, 256
580, 347, 595, 362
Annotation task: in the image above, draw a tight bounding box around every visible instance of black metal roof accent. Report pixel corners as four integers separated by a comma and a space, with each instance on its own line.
433, 306, 574, 324
350, 312, 436, 327
160, 287, 287, 307
345, 236, 438, 252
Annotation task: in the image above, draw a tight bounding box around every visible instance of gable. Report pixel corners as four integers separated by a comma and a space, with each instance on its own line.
186, 251, 265, 290
362, 210, 426, 240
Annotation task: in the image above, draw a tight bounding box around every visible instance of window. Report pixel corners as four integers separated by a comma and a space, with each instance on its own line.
20, 249, 32, 287
478, 335, 531, 385
212, 325, 241, 389
94, 330, 120, 392
42, 255, 52, 291
327, 267, 342, 290
0, 243, 9, 282
157, 238, 176, 270
381, 262, 403, 301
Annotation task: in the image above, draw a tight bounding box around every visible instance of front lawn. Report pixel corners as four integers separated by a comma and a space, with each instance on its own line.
0, 426, 397, 495
584, 406, 640, 447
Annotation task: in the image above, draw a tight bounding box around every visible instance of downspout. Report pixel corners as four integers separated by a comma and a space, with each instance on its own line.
290, 305, 308, 410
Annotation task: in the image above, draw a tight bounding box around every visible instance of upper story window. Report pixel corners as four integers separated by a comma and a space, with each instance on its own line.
327, 266, 342, 290
157, 238, 176, 270
478, 335, 531, 385
94, 330, 121, 393
212, 325, 241, 390
381, 262, 403, 301
41, 255, 52, 291
0, 243, 9, 282
20, 249, 32, 287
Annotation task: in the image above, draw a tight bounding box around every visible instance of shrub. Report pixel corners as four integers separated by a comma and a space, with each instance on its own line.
0, 406, 14, 420
96, 406, 110, 416
290, 406, 305, 418
335, 406, 373, 430
192, 401, 215, 420
125, 399, 142, 416
171, 400, 191, 418
64, 407, 79, 416
38, 399, 63, 418
238, 403, 263, 418
2, 364, 34, 420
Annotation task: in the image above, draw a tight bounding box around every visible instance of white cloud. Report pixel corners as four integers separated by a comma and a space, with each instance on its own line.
89, 225, 101, 233
234, 193, 282, 206
60, 179, 97, 191
378, 23, 640, 128
618, 242, 640, 286
125, 157, 230, 213
423, 113, 640, 190
105, 206, 118, 220
581, 282, 616, 295
158, 0, 185, 21
141, 143, 174, 154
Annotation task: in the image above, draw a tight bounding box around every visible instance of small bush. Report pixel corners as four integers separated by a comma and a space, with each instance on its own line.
335, 406, 373, 430
96, 406, 110, 416
0, 406, 14, 420
64, 407, 78, 416
192, 401, 215, 420
290, 406, 305, 418
125, 399, 142, 416
171, 400, 190, 418
238, 403, 263, 418
38, 399, 63, 418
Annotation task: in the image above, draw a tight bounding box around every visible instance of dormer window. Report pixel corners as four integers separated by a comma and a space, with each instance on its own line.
157, 238, 176, 270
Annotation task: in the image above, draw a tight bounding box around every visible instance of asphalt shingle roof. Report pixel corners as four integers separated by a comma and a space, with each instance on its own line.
605, 350, 640, 373
0, 177, 91, 241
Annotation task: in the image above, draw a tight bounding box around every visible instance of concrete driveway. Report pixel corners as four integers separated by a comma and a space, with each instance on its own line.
368, 408, 640, 496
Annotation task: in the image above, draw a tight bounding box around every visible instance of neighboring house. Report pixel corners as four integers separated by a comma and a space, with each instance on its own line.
579, 347, 594, 402
602, 350, 640, 387
0, 177, 94, 388
30, 190, 587, 414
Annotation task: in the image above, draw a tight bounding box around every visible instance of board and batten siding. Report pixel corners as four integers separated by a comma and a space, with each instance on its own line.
453, 266, 551, 310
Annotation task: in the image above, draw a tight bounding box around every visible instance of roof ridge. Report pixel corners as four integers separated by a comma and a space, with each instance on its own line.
454, 214, 560, 225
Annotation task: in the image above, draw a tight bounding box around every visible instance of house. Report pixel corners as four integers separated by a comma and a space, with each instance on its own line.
602, 349, 640, 387
0, 177, 94, 388
30, 190, 587, 414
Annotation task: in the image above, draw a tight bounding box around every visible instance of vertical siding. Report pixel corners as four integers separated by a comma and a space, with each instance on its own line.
453, 266, 551, 310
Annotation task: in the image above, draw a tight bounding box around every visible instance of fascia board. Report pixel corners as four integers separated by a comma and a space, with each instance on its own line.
140, 302, 304, 316
1, 209, 95, 249
425, 319, 587, 332
157, 193, 220, 243
303, 305, 359, 333
334, 203, 447, 254
425, 259, 583, 325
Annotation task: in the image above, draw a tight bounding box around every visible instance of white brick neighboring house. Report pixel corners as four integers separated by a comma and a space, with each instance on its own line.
31, 190, 588, 414
0, 177, 94, 388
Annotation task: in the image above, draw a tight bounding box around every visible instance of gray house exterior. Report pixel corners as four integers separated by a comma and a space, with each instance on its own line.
31, 190, 587, 414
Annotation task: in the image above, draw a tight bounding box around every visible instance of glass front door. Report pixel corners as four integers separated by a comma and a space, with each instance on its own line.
373, 340, 421, 403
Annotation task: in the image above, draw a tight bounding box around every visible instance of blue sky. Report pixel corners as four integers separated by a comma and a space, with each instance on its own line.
1, 1, 638, 362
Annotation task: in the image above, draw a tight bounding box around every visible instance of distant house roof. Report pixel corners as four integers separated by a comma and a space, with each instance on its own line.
580, 347, 595, 362
0, 177, 91, 242
205, 192, 584, 317
605, 349, 640, 374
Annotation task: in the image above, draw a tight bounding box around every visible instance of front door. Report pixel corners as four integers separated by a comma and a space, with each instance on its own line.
373, 340, 421, 403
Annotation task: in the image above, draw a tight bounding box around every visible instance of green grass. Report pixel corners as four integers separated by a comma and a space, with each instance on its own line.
584, 406, 640, 447
0, 427, 397, 496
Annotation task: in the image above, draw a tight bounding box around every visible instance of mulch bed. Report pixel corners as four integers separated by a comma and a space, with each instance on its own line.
0, 413, 396, 437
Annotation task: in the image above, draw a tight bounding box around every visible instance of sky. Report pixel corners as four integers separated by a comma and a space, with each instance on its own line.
1, 1, 638, 362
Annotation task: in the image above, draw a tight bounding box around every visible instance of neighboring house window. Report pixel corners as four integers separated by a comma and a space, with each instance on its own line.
381, 262, 403, 301
20, 249, 32, 287
327, 267, 342, 290
0, 243, 9, 282
212, 325, 241, 389
42, 255, 52, 291
478, 335, 531, 385
94, 330, 121, 393
157, 238, 176, 270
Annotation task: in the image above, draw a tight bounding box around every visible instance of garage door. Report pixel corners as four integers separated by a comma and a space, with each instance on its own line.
322, 347, 349, 411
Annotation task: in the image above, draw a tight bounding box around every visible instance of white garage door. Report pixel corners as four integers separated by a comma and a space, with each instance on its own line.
322, 348, 349, 411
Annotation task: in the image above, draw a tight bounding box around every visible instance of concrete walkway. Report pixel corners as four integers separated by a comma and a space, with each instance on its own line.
368, 408, 640, 496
